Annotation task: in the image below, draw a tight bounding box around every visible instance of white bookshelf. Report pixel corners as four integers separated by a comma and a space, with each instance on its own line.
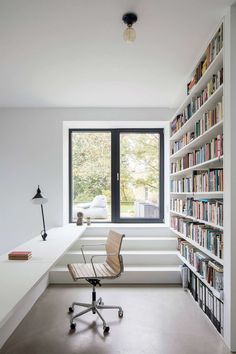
178, 253, 223, 301
170, 155, 223, 177
170, 120, 223, 159
170, 84, 223, 141
170, 48, 223, 126
169, 22, 224, 327
170, 210, 224, 231
170, 191, 224, 198
170, 227, 224, 265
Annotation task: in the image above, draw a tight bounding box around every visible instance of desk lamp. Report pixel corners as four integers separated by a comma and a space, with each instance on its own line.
32, 186, 48, 241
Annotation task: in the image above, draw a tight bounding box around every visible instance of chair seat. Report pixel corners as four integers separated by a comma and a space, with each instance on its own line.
68, 262, 118, 281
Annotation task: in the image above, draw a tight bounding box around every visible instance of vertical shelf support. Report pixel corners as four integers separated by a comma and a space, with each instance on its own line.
223, 5, 236, 351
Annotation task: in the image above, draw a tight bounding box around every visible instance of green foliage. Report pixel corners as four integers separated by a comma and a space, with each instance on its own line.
72, 132, 160, 206
120, 133, 160, 203
72, 132, 111, 203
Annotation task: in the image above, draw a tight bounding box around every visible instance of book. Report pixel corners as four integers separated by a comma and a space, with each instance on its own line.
171, 100, 223, 156
171, 68, 223, 137
170, 134, 223, 174
186, 266, 224, 333
8, 251, 32, 260
178, 238, 223, 291
172, 215, 223, 258
170, 175, 193, 193
208, 260, 223, 272
208, 261, 224, 291
171, 197, 223, 226
191, 169, 223, 193
187, 24, 223, 95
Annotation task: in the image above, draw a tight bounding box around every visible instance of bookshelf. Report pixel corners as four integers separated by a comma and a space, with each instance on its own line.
169, 23, 224, 335
170, 84, 223, 141
178, 253, 223, 300
171, 228, 223, 264
170, 191, 223, 198
170, 211, 224, 231
170, 156, 223, 177
170, 48, 223, 124
171, 120, 223, 159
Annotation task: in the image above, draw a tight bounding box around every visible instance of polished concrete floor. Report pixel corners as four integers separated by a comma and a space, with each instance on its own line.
0, 285, 231, 354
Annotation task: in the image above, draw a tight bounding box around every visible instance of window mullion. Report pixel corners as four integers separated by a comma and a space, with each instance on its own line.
111, 130, 120, 222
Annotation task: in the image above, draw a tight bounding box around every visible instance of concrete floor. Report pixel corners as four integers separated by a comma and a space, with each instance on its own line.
0, 285, 231, 354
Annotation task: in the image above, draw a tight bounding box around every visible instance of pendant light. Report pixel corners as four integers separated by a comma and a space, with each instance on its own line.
122, 13, 138, 43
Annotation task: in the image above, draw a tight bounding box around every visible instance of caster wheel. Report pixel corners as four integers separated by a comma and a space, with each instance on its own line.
99, 301, 104, 306
103, 326, 110, 334
118, 310, 123, 318
68, 307, 74, 313
70, 323, 76, 330
92, 310, 96, 314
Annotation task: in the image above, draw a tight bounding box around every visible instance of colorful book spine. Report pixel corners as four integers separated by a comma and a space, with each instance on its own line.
170, 169, 223, 193
173, 216, 223, 258
178, 238, 223, 289
187, 24, 223, 95
171, 100, 223, 155
193, 169, 223, 192
171, 134, 223, 173
186, 267, 223, 334
171, 67, 223, 137
195, 100, 223, 138
170, 176, 193, 193
185, 198, 223, 226
170, 198, 186, 214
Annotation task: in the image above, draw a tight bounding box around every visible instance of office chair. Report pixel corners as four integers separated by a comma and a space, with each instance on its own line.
67, 230, 125, 334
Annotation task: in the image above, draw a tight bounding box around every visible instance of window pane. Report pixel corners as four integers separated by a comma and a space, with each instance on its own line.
120, 133, 160, 219
71, 132, 111, 221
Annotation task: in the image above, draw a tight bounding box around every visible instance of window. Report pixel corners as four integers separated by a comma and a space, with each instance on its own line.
69, 128, 164, 223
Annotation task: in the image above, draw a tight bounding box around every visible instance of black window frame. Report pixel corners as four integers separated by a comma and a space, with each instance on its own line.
69, 128, 164, 223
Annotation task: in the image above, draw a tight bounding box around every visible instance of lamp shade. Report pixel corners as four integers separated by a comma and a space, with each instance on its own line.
32, 186, 48, 205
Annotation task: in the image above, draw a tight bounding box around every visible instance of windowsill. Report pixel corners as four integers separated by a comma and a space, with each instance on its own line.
80, 223, 169, 228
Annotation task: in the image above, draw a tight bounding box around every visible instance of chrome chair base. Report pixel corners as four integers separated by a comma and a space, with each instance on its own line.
68, 286, 123, 334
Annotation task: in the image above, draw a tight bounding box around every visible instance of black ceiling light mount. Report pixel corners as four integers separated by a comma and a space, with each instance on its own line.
122, 13, 138, 27
122, 12, 138, 43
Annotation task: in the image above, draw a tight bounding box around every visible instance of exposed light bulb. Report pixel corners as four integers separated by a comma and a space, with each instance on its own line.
123, 26, 136, 43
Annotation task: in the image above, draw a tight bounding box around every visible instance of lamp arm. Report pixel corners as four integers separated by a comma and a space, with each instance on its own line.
41, 204, 47, 240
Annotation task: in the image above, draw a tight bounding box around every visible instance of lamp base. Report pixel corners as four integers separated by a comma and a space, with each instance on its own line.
41, 231, 47, 241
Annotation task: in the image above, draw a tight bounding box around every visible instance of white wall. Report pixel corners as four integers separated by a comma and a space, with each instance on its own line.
0, 107, 174, 254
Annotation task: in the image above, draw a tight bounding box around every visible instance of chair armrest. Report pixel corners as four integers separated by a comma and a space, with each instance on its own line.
80, 244, 106, 264
90, 253, 118, 277
90, 252, 117, 260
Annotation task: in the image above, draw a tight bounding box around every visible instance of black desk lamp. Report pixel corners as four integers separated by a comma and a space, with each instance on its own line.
32, 186, 48, 241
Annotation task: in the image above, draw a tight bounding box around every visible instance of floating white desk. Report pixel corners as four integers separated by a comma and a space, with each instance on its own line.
0, 224, 86, 348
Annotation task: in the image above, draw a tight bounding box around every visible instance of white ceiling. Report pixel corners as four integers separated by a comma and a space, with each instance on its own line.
0, 0, 234, 108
